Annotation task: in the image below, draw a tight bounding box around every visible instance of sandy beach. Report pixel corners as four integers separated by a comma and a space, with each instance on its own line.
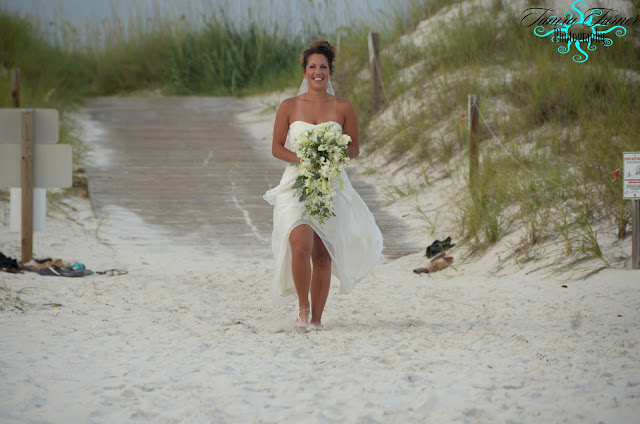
1, 89, 639, 423
1, 1, 640, 420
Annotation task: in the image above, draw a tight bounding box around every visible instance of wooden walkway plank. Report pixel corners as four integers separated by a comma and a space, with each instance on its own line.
85, 97, 420, 260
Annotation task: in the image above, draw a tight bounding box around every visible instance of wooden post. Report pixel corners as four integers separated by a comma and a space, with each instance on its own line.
368, 32, 381, 111
21, 110, 34, 263
469, 94, 479, 192
633, 199, 639, 269
11, 69, 20, 108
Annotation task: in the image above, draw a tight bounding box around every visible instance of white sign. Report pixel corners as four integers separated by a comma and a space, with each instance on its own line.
0, 108, 59, 143
0, 109, 71, 188
623, 152, 640, 199
0, 144, 72, 188
10, 188, 46, 232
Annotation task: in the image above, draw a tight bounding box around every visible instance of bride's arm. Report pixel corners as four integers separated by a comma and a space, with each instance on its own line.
341, 100, 360, 159
271, 99, 299, 164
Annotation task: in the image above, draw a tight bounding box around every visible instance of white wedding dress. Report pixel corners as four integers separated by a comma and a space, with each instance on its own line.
263, 120, 384, 305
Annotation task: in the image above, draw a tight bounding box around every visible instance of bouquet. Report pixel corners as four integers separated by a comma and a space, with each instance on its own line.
292, 123, 351, 226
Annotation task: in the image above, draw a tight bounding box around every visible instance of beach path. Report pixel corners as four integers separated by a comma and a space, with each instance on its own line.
83, 96, 420, 259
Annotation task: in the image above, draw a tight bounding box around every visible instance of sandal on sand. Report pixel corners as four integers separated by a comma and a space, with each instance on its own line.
426, 236, 456, 258
413, 252, 447, 274
435, 256, 454, 270
294, 308, 310, 330
413, 263, 436, 274
96, 269, 128, 276
36, 266, 86, 277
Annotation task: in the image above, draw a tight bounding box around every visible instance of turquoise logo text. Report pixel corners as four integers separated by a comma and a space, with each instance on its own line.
520, 0, 637, 63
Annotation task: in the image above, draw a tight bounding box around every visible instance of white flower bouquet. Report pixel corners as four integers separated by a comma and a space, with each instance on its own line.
292, 123, 351, 226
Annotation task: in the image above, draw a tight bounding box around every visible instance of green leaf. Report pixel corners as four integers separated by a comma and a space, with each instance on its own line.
292, 176, 304, 189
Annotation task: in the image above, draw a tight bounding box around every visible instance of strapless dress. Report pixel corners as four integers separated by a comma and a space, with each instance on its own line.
263, 121, 383, 305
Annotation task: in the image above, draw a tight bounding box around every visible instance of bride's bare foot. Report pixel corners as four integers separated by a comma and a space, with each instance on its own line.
308, 322, 329, 331
294, 308, 310, 330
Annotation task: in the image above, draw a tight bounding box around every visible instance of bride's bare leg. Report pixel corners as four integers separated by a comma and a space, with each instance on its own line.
289, 225, 314, 322
310, 232, 331, 327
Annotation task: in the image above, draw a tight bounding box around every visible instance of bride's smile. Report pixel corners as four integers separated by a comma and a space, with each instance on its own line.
304, 53, 331, 91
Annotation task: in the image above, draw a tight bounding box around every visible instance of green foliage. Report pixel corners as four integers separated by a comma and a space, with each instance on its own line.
335, 0, 640, 263
165, 19, 302, 95
0, 13, 90, 108
0, 6, 308, 99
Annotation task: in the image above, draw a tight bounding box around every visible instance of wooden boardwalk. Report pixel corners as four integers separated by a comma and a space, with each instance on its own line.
85, 97, 420, 260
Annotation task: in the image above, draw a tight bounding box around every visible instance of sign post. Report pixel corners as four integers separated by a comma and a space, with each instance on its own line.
633, 199, 639, 270
468, 94, 479, 194
11, 69, 20, 108
21, 110, 34, 262
368, 31, 381, 111
0, 109, 71, 263
622, 152, 640, 269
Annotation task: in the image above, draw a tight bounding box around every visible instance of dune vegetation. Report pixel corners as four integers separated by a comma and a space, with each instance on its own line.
336, 0, 640, 266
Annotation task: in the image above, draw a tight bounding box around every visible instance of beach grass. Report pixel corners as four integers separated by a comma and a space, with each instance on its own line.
335, 0, 640, 263
0, 3, 311, 102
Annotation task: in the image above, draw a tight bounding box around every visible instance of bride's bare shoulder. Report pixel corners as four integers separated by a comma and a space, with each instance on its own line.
335, 97, 355, 112
277, 97, 297, 113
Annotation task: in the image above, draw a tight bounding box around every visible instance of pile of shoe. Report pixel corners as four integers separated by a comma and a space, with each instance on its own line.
413, 237, 456, 274
0, 251, 20, 273
425, 236, 455, 258
0, 252, 127, 278
22, 258, 93, 277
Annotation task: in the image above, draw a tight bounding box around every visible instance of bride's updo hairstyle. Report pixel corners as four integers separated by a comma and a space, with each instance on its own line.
300, 40, 336, 73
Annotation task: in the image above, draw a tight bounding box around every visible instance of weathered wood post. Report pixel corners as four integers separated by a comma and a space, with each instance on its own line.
368, 32, 381, 111
11, 69, 20, 108
469, 94, 479, 193
21, 110, 34, 263
633, 199, 639, 269
12, 67, 35, 262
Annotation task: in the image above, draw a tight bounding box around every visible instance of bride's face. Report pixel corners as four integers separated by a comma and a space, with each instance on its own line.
303, 53, 331, 91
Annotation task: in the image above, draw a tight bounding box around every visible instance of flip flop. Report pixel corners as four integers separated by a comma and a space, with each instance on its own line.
435, 256, 454, 270
426, 236, 456, 257
37, 266, 86, 277
95, 269, 128, 276
413, 252, 448, 274
413, 262, 436, 274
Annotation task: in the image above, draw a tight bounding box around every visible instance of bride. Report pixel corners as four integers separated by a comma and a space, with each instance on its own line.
263, 40, 383, 331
